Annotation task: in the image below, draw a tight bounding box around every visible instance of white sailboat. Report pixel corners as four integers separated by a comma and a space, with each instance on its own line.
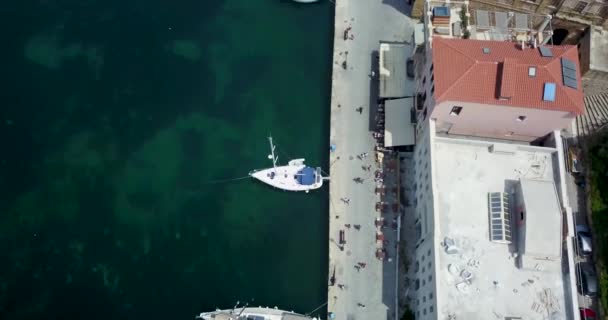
196, 305, 316, 320
249, 136, 328, 193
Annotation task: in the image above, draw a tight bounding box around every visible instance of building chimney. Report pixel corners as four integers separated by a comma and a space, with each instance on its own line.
521, 39, 525, 50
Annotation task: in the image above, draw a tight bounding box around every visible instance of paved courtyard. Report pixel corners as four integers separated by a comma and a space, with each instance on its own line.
327, 1, 416, 319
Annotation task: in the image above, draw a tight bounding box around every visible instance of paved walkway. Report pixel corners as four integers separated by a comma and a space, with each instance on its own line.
327, 1, 416, 319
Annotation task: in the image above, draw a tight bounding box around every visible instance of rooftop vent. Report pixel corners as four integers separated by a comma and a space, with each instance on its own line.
539, 46, 553, 57
488, 192, 512, 244
543, 83, 556, 102
561, 57, 578, 89
483, 47, 490, 54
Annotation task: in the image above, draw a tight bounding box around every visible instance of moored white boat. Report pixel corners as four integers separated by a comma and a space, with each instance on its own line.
249, 136, 328, 193
196, 305, 316, 320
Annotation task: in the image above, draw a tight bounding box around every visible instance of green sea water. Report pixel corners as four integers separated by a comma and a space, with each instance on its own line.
0, 1, 332, 319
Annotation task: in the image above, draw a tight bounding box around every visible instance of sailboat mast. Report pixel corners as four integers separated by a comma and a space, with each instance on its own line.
268, 136, 278, 171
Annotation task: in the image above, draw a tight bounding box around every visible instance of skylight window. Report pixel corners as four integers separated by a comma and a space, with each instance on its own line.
528, 67, 536, 77
488, 192, 512, 244
483, 47, 490, 54
543, 83, 556, 102
450, 106, 463, 116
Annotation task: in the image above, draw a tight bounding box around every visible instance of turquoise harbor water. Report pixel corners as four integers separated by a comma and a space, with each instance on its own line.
0, 1, 332, 319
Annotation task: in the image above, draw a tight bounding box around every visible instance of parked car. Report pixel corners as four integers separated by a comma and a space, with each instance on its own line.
406, 58, 414, 78
576, 225, 593, 256
580, 308, 596, 320
576, 263, 598, 298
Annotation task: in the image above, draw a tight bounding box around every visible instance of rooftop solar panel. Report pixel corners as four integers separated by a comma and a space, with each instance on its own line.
563, 76, 578, 89
562, 58, 576, 70
563, 68, 577, 80
515, 13, 528, 30
433, 6, 450, 17
495, 12, 509, 32
539, 47, 553, 57
476, 10, 490, 28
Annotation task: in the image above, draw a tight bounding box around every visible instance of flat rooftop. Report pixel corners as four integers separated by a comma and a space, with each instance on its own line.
433, 137, 567, 319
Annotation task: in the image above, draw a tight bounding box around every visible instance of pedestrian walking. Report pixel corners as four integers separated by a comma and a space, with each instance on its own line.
345, 224, 351, 229
338, 284, 344, 290
354, 224, 361, 230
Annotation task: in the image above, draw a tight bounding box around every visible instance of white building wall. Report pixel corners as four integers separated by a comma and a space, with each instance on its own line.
412, 119, 439, 320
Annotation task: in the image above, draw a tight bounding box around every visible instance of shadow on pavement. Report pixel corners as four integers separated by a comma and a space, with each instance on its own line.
368, 50, 380, 132
382, 0, 411, 16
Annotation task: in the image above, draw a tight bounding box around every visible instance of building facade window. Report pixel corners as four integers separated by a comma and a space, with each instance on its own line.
601, 5, 608, 17
574, 1, 588, 13
517, 115, 527, 122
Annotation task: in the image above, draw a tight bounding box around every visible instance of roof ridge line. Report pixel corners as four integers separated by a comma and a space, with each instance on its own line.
436, 63, 479, 102
434, 39, 477, 101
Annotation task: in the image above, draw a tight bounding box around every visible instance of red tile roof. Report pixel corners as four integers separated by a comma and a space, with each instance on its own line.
431, 38, 584, 114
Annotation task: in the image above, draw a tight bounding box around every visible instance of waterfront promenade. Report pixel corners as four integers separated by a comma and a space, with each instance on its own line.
327, 1, 415, 319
